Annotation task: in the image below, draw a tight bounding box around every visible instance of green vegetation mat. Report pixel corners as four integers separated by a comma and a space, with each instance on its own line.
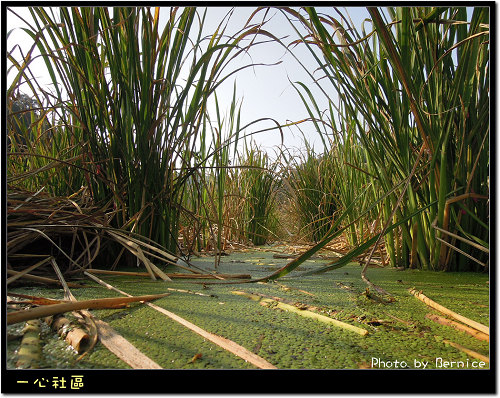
7, 250, 489, 370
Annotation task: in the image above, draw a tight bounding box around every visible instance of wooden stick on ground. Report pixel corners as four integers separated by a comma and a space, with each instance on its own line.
7, 269, 84, 288
93, 318, 163, 369
85, 269, 251, 279
426, 313, 489, 342
85, 271, 277, 369
442, 339, 489, 363
147, 302, 277, 369
166, 288, 214, 297
409, 288, 489, 335
8, 292, 67, 305
7, 293, 170, 325
231, 290, 369, 336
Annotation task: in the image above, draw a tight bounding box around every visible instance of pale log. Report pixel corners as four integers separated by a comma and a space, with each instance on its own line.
409, 288, 489, 335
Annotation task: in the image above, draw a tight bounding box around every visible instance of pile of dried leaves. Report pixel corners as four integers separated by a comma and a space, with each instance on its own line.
7, 187, 196, 287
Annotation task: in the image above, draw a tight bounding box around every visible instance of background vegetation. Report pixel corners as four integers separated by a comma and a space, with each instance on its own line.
7, 6, 489, 277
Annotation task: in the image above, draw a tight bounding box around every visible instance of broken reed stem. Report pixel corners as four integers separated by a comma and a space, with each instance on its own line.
51, 257, 75, 301
93, 318, 163, 369
146, 302, 277, 369
85, 269, 251, 279
7, 293, 170, 325
263, 299, 369, 336
435, 236, 487, 267
166, 288, 214, 297
105, 230, 172, 281
236, 290, 315, 309
426, 313, 489, 342
442, 339, 489, 363
84, 271, 277, 369
47, 315, 91, 354
7, 269, 83, 288
49, 258, 159, 368
8, 292, 67, 305
6, 256, 53, 285
16, 319, 42, 369
49, 257, 99, 361
231, 290, 368, 336
409, 288, 489, 335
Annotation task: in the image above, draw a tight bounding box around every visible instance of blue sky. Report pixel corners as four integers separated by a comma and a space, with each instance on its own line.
6, 6, 475, 157
194, 6, 475, 155
196, 7, 373, 154
6, 6, 373, 156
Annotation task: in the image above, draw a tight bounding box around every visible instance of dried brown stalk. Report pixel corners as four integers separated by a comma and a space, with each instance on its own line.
49, 257, 98, 361
47, 315, 91, 354
7, 293, 170, 325
93, 318, 163, 369
409, 288, 489, 335
8, 292, 66, 305
231, 290, 368, 336
6, 256, 53, 285
7, 269, 83, 288
85, 268, 251, 279
53, 258, 160, 367
442, 339, 489, 363
426, 313, 489, 342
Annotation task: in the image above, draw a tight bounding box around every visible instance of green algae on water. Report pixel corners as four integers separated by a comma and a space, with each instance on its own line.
6, 252, 489, 369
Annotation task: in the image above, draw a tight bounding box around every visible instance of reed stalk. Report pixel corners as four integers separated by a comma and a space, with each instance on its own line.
241, 143, 280, 245
280, 6, 489, 271
8, 6, 273, 259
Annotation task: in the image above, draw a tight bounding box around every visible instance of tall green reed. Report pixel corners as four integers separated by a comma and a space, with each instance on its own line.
7, 91, 87, 197
180, 85, 244, 256
284, 144, 338, 243
241, 143, 280, 245
11, 6, 270, 256
281, 6, 489, 271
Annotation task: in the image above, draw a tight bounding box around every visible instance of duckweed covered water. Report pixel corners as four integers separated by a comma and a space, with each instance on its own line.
7, 250, 489, 369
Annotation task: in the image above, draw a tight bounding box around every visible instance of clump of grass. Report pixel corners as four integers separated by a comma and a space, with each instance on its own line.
7, 6, 489, 284
240, 143, 281, 246
280, 6, 489, 271
7, 91, 86, 197
179, 85, 246, 255
284, 144, 338, 243
7, 6, 273, 261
